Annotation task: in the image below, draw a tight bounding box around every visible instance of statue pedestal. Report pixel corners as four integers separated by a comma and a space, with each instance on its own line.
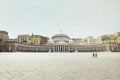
49, 49, 51, 53
75, 50, 78, 53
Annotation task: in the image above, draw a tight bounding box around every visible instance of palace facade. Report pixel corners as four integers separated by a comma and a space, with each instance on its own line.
0, 30, 120, 52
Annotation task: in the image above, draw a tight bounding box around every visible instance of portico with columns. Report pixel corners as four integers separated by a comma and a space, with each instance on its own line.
53, 41, 70, 52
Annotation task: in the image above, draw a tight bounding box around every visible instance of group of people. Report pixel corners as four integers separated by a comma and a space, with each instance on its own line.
92, 52, 97, 57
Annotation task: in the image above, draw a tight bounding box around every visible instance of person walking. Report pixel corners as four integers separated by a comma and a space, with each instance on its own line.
93, 52, 95, 57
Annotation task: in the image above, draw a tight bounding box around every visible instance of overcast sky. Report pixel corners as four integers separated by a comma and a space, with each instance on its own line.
0, 0, 120, 38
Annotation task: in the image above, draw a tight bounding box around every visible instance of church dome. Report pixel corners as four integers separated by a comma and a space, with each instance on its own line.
52, 33, 70, 43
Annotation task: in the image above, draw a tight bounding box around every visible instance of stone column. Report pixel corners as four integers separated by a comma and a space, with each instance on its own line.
61, 45, 63, 52
63, 45, 64, 52
56, 45, 57, 52
59, 45, 60, 52
65, 45, 67, 52
68, 45, 69, 52
56, 45, 58, 52
65, 45, 66, 52
64, 45, 65, 52
57, 45, 58, 52
53, 45, 55, 52
54, 45, 56, 52
61, 45, 62, 52
62, 45, 63, 52
59, 45, 61, 52
58, 45, 59, 52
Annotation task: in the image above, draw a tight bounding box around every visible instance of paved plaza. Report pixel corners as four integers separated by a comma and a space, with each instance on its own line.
0, 52, 120, 80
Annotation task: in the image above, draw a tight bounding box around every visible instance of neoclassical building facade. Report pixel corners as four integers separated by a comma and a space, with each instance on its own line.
0, 31, 9, 52
52, 33, 70, 52
0, 30, 120, 52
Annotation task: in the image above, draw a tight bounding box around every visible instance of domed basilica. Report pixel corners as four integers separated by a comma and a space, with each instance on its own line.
52, 33, 70, 52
